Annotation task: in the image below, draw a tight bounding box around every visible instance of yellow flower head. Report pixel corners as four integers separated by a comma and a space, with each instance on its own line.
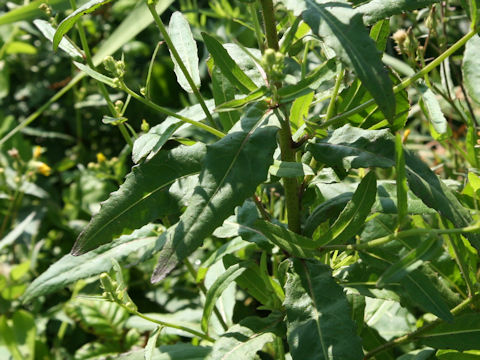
33, 146, 43, 159
96, 152, 107, 163
37, 162, 52, 176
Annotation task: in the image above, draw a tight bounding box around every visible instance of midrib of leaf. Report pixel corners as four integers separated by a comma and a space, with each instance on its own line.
301, 261, 329, 360
220, 318, 281, 360
81, 172, 198, 241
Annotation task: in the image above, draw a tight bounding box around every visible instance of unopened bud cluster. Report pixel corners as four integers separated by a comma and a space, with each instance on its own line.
103, 56, 126, 87
261, 48, 285, 83
100, 273, 137, 312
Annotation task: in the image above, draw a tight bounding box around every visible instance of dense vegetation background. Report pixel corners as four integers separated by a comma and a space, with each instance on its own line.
1, 0, 480, 359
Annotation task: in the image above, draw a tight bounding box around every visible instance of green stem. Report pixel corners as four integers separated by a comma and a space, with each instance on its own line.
363, 293, 478, 359
259, 0, 279, 51
146, 1, 216, 128
320, 222, 480, 252
325, 66, 344, 121
69, 0, 132, 148
320, 28, 477, 128
121, 83, 225, 138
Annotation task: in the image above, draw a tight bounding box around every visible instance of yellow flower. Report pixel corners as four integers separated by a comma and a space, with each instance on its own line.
33, 146, 43, 159
37, 162, 52, 176
96, 152, 107, 163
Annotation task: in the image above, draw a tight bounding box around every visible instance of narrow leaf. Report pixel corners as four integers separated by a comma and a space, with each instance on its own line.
145, 326, 161, 360
151, 103, 279, 282
418, 83, 449, 138
211, 62, 240, 131
269, 160, 315, 178
33, 19, 84, 59
0, 0, 67, 25
73, 61, 117, 88
419, 314, 480, 350
168, 12, 200, 93
53, 0, 112, 50
72, 144, 205, 255
201, 263, 247, 333
284, 259, 363, 360
395, 133, 408, 224
215, 87, 268, 111
303, 0, 395, 121
202, 32, 258, 94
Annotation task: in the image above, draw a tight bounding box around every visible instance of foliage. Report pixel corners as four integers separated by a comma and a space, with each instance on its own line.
1, 0, 480, 359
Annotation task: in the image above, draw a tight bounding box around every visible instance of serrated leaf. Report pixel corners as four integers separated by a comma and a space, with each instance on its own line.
206, 315, 282, 360
201, 263, 247, 333
23, 225, 158, 302
463, 34, 480, 106
151, 103, 278, 282
53, 0, 112, 50
355, 0, 440, 26
307, 125, 480, 251
202, 33, 258, 94
419, 314, 480, 350
72, 144, 204, 254
303, 0, 395, 121
73, 61, 117, 88
269, 160, 315, 178
168, 12, 200, 93
284, 259, 363, 360
254, 220, 319, 258
33, 19, 84, 59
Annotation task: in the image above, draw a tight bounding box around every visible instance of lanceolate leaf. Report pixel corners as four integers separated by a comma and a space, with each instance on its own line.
418, 83, 449, 138
419, 314, 480, 350
168, 12, 201, 93
206, 315, 283, 360
0, 0, 67, 25
303, 0, 395, 121
355, 0, 440, 26
151, 103, 279, 283
53, 0, 112, 50
462, 34, 480, 106
73, 61, 117, 88
23, 225, 158, 302
284, 259, 363, 360
307, 125, 480, 251
72, 144, 206, 255
202, 33, 258, 94
33, 19, 84, 60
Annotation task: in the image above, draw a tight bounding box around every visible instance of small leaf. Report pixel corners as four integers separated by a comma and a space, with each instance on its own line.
269, 160, 315, 178
201, 263, 247, 333
303, 0, 395, 121
33, 19, 83, 59
73, 61, 117, 88
202, 33, 258, 94
0, 60, 9, 100
151, 103, 278, 282
463, 34, 480, 106
419, 314, 480, 350
215, 87, 268, 111
418, 82, 449, 139
53, 0, 112, 50
168, 12, 201, 93
72, 144, 205, 254
290, 91, 314, 129
144, 326, 161, 360
284, 259, 364, 360
395, 133, 408, 224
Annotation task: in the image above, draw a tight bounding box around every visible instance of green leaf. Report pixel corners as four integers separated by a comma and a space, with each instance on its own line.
0, 60, 9, 100
145, 326, 161, 360
437, 350, 480, 359
168, 12, 201, 93
303, 0, 395, 121
53, 0, 112, 51
201, 263, 247, 333
211, 61, 240, 131
0, 310, 36, 360
462, 34, 480, 106
269, 160, 315, 178
23, 225, 158, 302
151, 103, 279, 282
284, 259, 363, 360
307, 125, 480, 251
419, 314, 480, 350
355, 0, 440, 26
72, 144, 205, 254
370, 19, 390, 52
418, 83, 449, 139
0, 212, 38, 252
290, 91, 314, 129
206, 315, 282, 360
73, 61, 117, 88
33, 19, 84, 59
215, 87, 268, 111
202, 33, 258, 94
117, 344, 211, 360
254, 220, 319, 258
376, 235, 438, 287
395, 133, 408, 224
318, 171, 377, 246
